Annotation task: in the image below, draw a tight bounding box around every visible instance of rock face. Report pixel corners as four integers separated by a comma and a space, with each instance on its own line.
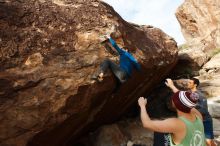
0, 0, 178, 146
198, 53, 220, 97
176, 0, 220, 49
80, 119, 154, 146
175, 0, 220, 77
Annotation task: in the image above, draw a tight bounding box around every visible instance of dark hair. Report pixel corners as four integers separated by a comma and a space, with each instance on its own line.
190, 77, 200, 86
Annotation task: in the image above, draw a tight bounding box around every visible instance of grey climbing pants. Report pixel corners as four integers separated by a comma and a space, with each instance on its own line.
100, 59, 127, 83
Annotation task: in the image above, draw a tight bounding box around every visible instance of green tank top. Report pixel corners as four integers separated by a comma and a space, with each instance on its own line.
169, 116, 206, 146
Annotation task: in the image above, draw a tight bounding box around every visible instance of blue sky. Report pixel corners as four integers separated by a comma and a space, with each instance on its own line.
103, 0, 185, 45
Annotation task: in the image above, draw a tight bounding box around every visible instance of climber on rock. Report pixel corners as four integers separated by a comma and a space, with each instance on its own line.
91, 35, 141, 85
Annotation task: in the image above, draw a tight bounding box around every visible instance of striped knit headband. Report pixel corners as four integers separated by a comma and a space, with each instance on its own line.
172, 91, 199, 113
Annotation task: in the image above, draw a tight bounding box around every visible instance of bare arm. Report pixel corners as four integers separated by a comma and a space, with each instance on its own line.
138, 97, 183, 133
165, 78, 179, 93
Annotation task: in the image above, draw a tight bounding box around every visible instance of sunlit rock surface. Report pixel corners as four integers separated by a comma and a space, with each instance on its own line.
175, 0, 220, 77
176, 0, 220, 49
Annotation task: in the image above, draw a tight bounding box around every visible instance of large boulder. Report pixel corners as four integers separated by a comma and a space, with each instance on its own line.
174, 0, 220, 77
201, 52, 220, 75
208, 97, 220, 118
176, 0, 220, 50
0, 0, 178, 146
198, 54, 220, 97
84, 119, 153, 146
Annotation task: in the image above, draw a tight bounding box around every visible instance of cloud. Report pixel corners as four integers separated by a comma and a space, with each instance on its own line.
103, 0, 185, 45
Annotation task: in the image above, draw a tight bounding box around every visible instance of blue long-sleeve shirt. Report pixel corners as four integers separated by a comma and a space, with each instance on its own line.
195, 90, 212, 120
109, 38, 141, 76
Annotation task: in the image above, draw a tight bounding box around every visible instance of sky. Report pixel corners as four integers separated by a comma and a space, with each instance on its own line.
102, 0, 185, 45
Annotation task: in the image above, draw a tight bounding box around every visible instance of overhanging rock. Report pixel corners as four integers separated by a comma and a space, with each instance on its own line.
0, 0, 178, 146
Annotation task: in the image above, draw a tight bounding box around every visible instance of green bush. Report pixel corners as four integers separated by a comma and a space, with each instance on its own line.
178, 43, 189, 50
211, 48, 220, 56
